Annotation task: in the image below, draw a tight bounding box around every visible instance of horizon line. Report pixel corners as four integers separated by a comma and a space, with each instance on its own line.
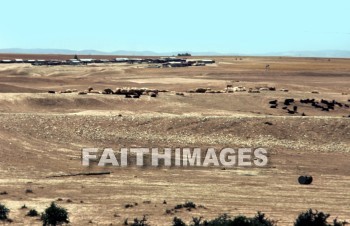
1, 48, 350, 59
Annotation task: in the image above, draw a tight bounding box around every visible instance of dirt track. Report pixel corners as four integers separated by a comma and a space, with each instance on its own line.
0, 55, 349, 225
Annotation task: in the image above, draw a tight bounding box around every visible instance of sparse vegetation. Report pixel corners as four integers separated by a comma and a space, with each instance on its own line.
27, 209, 39, 217
0, 56, 349, 225
25, 189, 33, 194
173, 217, 187, 226
294, 209, 347, 226
130, 215, 149, 226
172, 212, 276, 226
41, 202, 69, 226
125, 203, 134, 208
0, 203, 10, 221
191, 217, 203, 226
183, 202, 196, 209
174, 201, 197, 211
165, 209, 173, 215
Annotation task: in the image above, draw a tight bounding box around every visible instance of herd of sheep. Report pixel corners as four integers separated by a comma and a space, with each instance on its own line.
47, 86, 350, 117
47, 85, 281, 97
187, 85, 278, 94
269, 98, 350, 116
48, 87, 166, 98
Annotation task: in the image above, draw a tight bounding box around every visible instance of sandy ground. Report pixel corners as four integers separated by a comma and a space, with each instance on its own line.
0, 55, 349, 225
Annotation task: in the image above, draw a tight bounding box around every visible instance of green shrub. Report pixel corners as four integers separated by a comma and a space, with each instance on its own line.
174, 201, 197, 211
130, 215, 149, 226
231, 215, 252, 226
294, 209, 330, 226
171, 211, 346, 226
41, 202, 69, 226
251, 211, 277, 226
333, 219, 348, 226
294, 209, 348, 226
25, 189, 34, 194
173, 217, 187, 226
183, 202, 196, 209
203, 212, 276, 226
27, 209, 39, 217
0, 203, 9, 221
191, 217, 203, 226
204, 214, 251, 226
174, 204, 183, 210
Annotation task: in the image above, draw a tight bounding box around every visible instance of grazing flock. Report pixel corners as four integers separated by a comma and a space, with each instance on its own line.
269, 98, 350, 117
187, 85, 278, 94
46, 86, 350, 117
47, 84, 280, 97
48, 87, 165, 98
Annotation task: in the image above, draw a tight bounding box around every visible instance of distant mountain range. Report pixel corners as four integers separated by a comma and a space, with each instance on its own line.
0, 48, 350, 58
0, 48, 221, 57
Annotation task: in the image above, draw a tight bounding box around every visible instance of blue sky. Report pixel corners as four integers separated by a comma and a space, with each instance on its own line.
1, 0, 349, 54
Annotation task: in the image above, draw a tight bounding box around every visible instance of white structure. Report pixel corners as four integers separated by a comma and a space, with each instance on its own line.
115, 58, 129, 62
80, 59, 95, 63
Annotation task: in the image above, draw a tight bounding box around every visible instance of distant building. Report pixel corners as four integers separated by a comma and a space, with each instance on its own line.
68, 59, 81, 65
80, 59, 95, 64
128, 58, 143, 64
115, 58, 129, 63
96, 59, 110, 63
1, 60, 12, 63
186, 59, 215, 64
163, 61, 190, 67
198, 59, 215, 64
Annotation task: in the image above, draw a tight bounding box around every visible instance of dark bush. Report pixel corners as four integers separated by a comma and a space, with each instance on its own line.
171, 211, 348, 226
27, 209, 39, 217
25, 189, 34, 194
203, 214, 253, 226
183, 202, 196, 209
174, 201, 197, 211
174, 204, 183, 210
294, 209, 348, 226
0, 203, 9, 221
294, 209, 330, 226
191, 212, 276, 226
231, 215, 252, 226
165, 209, 173, 215
202, 214, 231, 226
333, 219, 348, 226
192, 217, 203, 226
130, 215, 149, 226
251, 211, 277, 226
173, 217, 187, 226
125, 204, 134, 208
41, 202, 69, 226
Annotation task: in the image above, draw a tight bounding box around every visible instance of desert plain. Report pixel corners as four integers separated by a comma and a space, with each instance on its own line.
0, 54, 349, 225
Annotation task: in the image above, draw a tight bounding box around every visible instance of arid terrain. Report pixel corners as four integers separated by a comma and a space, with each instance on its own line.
0, 54, 349, 225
